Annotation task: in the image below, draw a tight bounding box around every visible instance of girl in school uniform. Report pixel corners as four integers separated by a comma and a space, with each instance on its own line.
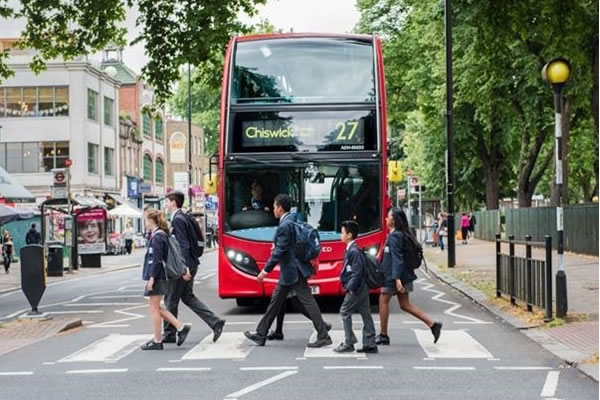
141, 209, 191, 350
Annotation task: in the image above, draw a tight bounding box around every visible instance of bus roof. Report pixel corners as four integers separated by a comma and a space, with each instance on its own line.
235, 32, 375, 43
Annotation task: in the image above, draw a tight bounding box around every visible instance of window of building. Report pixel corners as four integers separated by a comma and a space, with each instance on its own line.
87, 89, 98, 121
155, 157, 164, 183
143, 111, 151, 137
103, 97, 114, 127
54, 87, 69, 116
42, 141, 70, 171
5, 87, 21, 117
22, 87, 36, 117
38, 87, 54, 116
0, 86, 69, 118
143, 154, 153, 181
104, 147, 114, 176
88, 143, 99, 174
22, 142, 39, 172
0, 142, 43, 173
154, 118, 163, 142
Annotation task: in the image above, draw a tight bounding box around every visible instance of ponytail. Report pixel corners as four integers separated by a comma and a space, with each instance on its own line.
147, 210, 169, 233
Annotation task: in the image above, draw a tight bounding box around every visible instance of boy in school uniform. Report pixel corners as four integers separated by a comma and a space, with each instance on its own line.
334, 221, 378, 353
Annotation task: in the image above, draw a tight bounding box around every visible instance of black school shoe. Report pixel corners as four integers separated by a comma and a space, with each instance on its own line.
356, 345, 378, 354
161, 334, 177, 344
333, 343, 355, 353
375, 334, 390, 345
267, 331, 284, 341
141, 340, 164, 350
307, 336, 333, 348
213, 319, 226, 343
431, 322, 443, 344
177, 324, 192, 347
244, 331, 266, 346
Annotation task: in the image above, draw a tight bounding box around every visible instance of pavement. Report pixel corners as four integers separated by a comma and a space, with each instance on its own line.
424, 238, 599, 382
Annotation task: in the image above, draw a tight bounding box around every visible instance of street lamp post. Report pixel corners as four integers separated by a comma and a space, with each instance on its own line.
445, 0, 456, 268
187, 63, 193, 209
542, 58, 571, 318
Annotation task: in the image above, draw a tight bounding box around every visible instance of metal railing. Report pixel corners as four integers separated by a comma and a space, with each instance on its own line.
496, 234, 553, 321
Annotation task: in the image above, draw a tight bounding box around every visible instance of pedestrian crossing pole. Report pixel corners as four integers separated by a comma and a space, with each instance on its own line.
542, 58, 571, 318
445, 0, 456, 268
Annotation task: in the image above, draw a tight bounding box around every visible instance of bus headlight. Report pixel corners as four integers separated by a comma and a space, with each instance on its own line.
225, 248, 259, 276
366, 246, 379, 256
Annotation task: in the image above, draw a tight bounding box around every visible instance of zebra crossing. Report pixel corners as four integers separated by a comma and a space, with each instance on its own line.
54, 328, 495, 365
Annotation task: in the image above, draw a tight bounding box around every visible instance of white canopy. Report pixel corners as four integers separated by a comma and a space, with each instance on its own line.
108, 204, 143, 218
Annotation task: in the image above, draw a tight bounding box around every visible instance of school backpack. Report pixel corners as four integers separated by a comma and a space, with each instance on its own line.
361, 251, 386, 289
402, 232, 424, 270
182, 212, 205, 258
155, 231, 188, 280
292, 222, 321, 263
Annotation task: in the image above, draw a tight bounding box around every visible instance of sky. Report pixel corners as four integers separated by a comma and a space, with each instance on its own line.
0, 0, 361, 74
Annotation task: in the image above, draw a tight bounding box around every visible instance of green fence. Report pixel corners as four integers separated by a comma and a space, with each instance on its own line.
475, 204, 598, 256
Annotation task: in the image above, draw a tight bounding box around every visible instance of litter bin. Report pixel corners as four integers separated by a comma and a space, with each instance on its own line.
47, 244, 64, 277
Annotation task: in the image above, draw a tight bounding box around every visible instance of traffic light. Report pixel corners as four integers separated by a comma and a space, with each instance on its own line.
388, 160, 402, 182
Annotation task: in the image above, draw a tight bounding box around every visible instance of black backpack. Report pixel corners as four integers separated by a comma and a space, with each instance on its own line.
155, 231, 188, 280
292, 222, 321, 262
402, 232, 424, 270
181, 212, 205, 258
362, 251, 385, 289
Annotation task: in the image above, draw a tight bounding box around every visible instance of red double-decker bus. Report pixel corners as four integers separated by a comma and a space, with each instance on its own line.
216, 33, 390, 306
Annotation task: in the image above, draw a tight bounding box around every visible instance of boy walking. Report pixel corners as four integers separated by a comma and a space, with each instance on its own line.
334, 221, 377, 353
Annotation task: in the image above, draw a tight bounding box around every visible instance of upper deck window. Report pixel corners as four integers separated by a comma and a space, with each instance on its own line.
232, 38, 375, 104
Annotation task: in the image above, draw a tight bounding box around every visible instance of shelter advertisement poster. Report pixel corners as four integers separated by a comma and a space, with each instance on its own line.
77, 209, 106, 254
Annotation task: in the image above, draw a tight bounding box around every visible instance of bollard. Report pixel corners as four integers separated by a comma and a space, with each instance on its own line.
544, 236, 553, 322
525, 235, 533, 312
495, 233, 501, 297
509, 235, 515, 305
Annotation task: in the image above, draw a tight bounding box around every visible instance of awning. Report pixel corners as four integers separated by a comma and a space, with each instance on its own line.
0, 166, 35, 203
0, 204, 34, 225
40, 196, 107, 209
106, 193, 139, 209
108, 204, 143, 218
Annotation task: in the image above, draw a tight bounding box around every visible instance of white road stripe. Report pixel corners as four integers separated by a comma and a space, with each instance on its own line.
156, 368, 211, 372
49, 311, 104, 315
182, 333, 254, 360
64, 303, 142, 307
304, 330, 366, 359
66, 369, 128, 374
414, 329, 493, 359
494, 367, 553, 370
224, 371, 298, 399
240, 367, 298, 371
90, 295, 142, 299
323, 366, 383, 370
89, 304, 146, 329
0, 371, 34, 376
414, 367, 476, 370
540, 371, 560, 397
59, 334, 149, 362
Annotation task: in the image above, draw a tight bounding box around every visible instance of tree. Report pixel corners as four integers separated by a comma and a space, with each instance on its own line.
0, 0, 266, 101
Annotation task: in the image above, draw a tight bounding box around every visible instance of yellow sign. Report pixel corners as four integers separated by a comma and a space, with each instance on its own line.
204, 173, 218, 195
388, 160, 402, 182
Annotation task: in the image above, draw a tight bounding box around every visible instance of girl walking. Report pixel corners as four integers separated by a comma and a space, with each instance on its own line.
2, 229, 13, 274
375, 208, 442, 346
141, 209, 191, 350
460, 213, 470, 244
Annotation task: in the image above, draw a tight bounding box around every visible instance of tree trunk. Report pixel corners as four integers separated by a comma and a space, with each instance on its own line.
483, 162, 500, 209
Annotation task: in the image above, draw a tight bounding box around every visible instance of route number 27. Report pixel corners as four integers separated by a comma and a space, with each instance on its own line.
335, 121, 359, 141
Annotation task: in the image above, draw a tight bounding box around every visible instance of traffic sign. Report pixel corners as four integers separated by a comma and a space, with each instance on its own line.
409, 176, 420, 187
54, 171, 66, 185
51, 186, 67, 199
65, 159, 72, 168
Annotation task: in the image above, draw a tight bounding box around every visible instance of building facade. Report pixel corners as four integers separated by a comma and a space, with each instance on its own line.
0, 39, 120, 203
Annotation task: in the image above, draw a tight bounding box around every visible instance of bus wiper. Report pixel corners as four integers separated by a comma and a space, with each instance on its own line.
228, 155, 274, 165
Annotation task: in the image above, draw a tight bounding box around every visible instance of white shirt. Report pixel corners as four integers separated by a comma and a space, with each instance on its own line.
346, 240, 356, 251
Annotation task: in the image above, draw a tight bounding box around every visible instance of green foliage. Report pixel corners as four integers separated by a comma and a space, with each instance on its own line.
357, 0, 598, 209
0, 0, 266, 102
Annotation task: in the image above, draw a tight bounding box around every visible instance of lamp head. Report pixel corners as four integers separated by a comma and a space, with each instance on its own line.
542, 58, 571, 85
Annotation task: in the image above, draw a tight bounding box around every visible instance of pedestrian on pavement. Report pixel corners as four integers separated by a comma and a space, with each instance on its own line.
123, 223, 135, 254
461, 213, 470, 245
468, 211, 476, 240
2, 229, 13, 274
376, 208, 442, 346
334, 220, 377, 354
141, 209, 191, 350
245, 194, 332, 348
163, 191, 226, 344
25, 223, 42, 245
436, 213, 447, 251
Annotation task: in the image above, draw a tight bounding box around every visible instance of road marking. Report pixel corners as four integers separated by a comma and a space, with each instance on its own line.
0, 371, 34, 376
540, 371, 560, 397
49, 311, 104, 315
59, 334, 149, 362
182, 333, 254, 360
416, 278, 491, 324
240, 367, 298, 371
414, 329, 493, 359
90, 295, 142, 299
64, 302, 143, 307
295, 357, 306, 360
169, 360, 182, 363
423, 358, 435, 361
487, 358, 500, 361
304, 330, 366, 359
89, 304, 146, 329
494, 367, 553, 370
42, 362, 55, 365
224, 370, 298, 399
197, 273, 216, 281
414, 367, 476, 370
156, 368, 211, 372
323, 366, 383, 370
66, 368, 128, 374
